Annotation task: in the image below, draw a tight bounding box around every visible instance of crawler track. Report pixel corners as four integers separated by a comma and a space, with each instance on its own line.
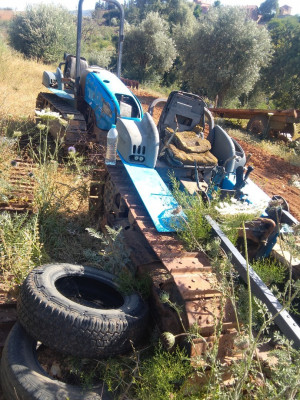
36, 92, 89, 145
96, 163, 238, 359
0, 159, 36, 352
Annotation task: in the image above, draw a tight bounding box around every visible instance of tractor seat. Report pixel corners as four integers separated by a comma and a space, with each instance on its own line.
64, 55, 88, 80
162, 126, 218, 167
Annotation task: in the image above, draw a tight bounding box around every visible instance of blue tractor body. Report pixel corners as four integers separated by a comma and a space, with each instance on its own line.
84, 69, 143, 130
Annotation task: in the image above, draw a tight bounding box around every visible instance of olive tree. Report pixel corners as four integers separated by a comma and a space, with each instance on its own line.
9, 4, 76, 63
178, 7, 272, 106
122, 12, 177, 82
262, 16, 300, 108
163, 0, 195, 28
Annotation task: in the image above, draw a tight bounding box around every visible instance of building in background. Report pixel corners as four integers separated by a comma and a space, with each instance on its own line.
279, 5, 292, 16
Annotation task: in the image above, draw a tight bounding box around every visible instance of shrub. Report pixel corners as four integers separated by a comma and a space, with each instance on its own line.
122, 12, 177, 82
8, 4, 76, 63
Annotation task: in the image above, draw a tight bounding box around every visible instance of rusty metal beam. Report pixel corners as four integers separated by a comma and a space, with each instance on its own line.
206, 215, 300, 348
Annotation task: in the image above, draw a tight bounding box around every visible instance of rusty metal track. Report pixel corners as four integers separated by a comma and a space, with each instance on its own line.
0, 160, 35, 348
99, 162, 238, 359
0, 159, 36, 213
36, 92, 89, 145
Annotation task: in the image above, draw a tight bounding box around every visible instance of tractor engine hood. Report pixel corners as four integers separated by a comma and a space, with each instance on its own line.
117, 113, 160, 168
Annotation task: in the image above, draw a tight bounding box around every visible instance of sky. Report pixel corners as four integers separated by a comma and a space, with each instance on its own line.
1, 0, 300, 15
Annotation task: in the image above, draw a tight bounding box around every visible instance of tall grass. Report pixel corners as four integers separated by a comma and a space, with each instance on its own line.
0, 39, 46, 117
0, 212, 47, 287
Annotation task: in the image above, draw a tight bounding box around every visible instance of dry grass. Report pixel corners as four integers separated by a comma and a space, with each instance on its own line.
0, 39, 94, 283
0, 137, 18, 201
0, 41, 48, 118
225, 126, 300, 167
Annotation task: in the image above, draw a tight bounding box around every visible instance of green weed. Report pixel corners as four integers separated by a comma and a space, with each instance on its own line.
0, 212, 47, 287
170, 174, 213, 251
100, 343, 194, 400
251, 257, 287, 287
117, 270, 152, 299
86, 225, 133, 275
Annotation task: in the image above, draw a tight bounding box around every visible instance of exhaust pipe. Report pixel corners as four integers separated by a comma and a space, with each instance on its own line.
75, 0, 124, 99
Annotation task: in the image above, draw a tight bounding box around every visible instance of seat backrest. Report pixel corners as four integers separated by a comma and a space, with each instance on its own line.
158, 91, 206, 134
64, 55, 88, 80
207, 125, 236, 172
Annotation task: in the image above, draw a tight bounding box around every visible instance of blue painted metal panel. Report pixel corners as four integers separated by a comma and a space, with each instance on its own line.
49, 88, 75, 105
84, 70, 143, 131
84, 73, 118, 130
119, 154, 185, 232
222, 174, 271, 205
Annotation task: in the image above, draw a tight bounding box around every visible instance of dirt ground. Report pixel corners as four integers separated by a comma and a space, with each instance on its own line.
233, 138, 300, 221
133, 88, 300, 221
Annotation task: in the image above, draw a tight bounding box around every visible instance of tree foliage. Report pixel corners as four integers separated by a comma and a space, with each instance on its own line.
163, 0, 195, 28
125, 0, 197, 28
8, 4, 76, 63
122, 12, 177, 82
260, 16, 300, 108
178, 7, 272, 106
258, 0, 278, 22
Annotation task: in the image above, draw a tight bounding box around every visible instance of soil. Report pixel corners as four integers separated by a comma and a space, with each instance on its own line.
232, 138, 300, 221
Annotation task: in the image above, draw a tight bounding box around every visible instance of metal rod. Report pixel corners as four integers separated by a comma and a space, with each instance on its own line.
75, 0, 84, 100
205, 214, 300, 348
75, 0, 124, 98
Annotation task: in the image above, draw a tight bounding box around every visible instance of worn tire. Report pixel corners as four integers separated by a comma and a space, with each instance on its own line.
0, 322, 111, 400
17, 263, 149, 358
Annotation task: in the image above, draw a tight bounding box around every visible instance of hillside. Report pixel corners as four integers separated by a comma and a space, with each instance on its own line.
0, 42, 45, 117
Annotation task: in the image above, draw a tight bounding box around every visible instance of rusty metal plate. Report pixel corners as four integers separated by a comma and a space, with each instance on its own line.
0, 159, 36, 213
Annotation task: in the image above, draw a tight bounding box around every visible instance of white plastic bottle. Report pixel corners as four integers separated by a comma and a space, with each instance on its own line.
105, 124, 118, 165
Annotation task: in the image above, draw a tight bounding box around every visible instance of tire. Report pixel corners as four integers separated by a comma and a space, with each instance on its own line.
0, 322, 111, 400
17, 263, 149, 358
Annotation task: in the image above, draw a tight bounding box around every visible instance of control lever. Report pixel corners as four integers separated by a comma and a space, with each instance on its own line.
245, 153, 252, 165
244, 165, 254, 182
234, 165, 254, 190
